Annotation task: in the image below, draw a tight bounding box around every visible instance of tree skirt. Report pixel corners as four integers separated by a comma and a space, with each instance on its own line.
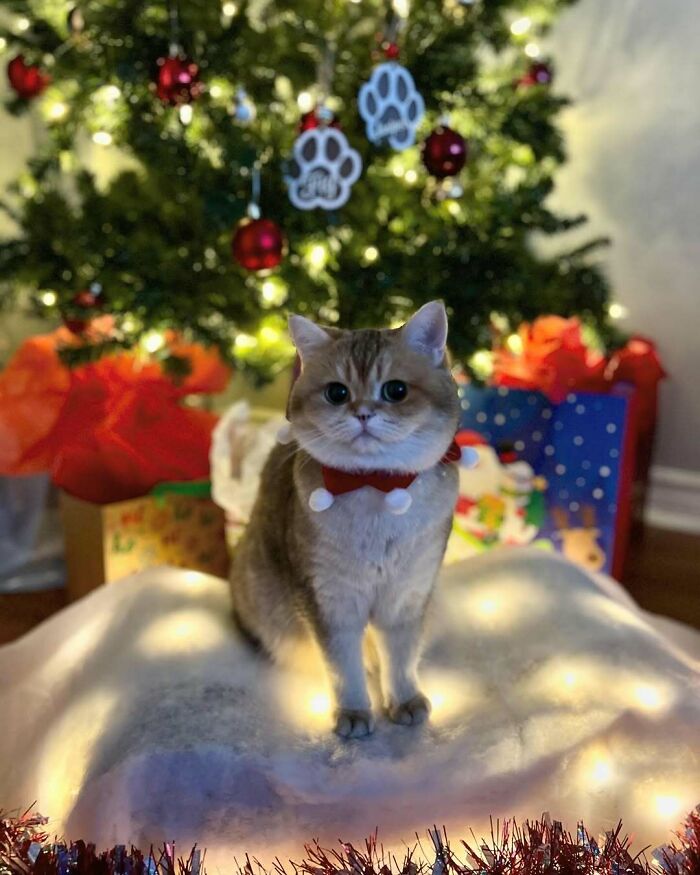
0, 550, 698, 868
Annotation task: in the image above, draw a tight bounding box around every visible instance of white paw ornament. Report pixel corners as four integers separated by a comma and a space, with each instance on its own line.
308, 486, 413, 515
459, 446, 480, 469
358, 62, 425, 150
286, 127, 362, 211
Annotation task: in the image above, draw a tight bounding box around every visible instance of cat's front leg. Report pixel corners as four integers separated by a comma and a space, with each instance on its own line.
374, 616, 430, 727
321, 624, 375, 739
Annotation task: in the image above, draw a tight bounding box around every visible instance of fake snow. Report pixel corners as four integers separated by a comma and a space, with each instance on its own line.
0, 550, 699, 868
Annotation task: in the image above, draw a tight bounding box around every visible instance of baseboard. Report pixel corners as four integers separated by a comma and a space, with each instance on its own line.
645, 465, 700, 534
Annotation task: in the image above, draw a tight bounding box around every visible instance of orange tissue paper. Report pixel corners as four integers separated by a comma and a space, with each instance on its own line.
0, 326, 231, 505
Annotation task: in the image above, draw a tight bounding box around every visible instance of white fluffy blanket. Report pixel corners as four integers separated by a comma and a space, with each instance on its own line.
0, 550, 698, 868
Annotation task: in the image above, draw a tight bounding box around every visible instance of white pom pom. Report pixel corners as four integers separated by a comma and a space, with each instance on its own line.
385, 488, 412, 515
309, 487, 334, 512
460, 446, 480, 469
277, 423, 294, 445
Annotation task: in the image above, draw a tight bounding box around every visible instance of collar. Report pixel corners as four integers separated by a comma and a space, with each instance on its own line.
320, 438, 462, 497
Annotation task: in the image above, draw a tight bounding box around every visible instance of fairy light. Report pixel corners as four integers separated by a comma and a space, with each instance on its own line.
0, 37, 7, 51
297, 90, 314, 112
222, 1, 238, 14
48, 101, 68, 120
469, 349, 493, 379
404, 169, 418, 184
92, 131, 113, 146
15, 16, 31, 31
260, 277, 288, 306
608, 302, 629, 320
510, 16, 532, 35
142, 331, 166, 353
655, 795, 682, 818
259, 325, 280, 343
563, 670, 577, 687
392, 0, 410, 18
103, 85, 121, 102
363, 245, 379, 263
476, 596, 498, 618
306, 243, 329, 270
308, 692, 331, 716
591, 758, 613, 784
524, 42, 541, 58
234, 333, 257, 351
505, 333, 524, 354
179, 104, 193, 125
39, 290, 57, 306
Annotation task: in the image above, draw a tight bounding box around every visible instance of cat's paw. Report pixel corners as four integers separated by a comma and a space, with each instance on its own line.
387, 692, 431, 727
334, 708, 375, 739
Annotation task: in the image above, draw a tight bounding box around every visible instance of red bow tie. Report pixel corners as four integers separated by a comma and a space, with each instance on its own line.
320, 438, 461, 497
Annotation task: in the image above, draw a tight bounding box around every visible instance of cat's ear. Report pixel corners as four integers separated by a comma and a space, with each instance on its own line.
401, 300, 448, 365
288, 314, 332, 360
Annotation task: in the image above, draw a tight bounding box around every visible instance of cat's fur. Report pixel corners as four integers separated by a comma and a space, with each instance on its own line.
229, 302, 460, 738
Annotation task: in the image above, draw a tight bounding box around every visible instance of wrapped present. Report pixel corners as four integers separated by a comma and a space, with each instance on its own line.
447, 384, 640, 579
60, 482, 229, 599
0, 327, 233, 595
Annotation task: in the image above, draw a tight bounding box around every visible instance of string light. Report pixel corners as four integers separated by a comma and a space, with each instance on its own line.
48, 101, 68, 120
259, 325, 280, 343
297, 91, 314, 112
591, 758, 613, 784
363, 245, 379, 263
469, 349, 493, 379
0, 37, 6, 51
92, 131, 113, 146
39, 290, 57, 306
234, 333, 257, 351
142, 331, 166, 353
306, 243, 329, 270
15, 16, 31, 31
510, 16, 531, 35
222, 1, 238, 14
505, 333, 524, 354
524, 42, 541, 58
655, 795, 682, 818
404, 169, 418, 184
608, 302, 629, 320
260, 277, 288, 307
392, 0, 410, 18
307, 692, 331, 716
179, 104, 193, 125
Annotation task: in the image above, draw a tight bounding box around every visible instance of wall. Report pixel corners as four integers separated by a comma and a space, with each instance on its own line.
547, 0, 700, 528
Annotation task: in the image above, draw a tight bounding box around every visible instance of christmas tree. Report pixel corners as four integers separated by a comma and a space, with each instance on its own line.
0, 0, 613, 383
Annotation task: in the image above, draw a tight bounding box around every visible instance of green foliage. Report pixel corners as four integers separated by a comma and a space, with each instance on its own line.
0, 0, 614, 380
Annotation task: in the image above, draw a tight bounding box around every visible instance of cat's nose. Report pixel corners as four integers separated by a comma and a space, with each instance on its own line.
353, 404, 375, 423
355, 412, 375, 423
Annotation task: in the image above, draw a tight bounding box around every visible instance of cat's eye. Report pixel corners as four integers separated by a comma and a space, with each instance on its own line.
381, 380, 408, 403
324, 382, 350, 405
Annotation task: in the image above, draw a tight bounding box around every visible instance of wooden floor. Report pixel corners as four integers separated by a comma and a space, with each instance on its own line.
1, 526, 699, 646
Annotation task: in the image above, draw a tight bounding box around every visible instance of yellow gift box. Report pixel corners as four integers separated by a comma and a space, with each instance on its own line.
60, 481, 229, 600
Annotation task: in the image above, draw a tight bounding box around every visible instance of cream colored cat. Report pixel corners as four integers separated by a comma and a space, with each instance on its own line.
229, 301, 460, 738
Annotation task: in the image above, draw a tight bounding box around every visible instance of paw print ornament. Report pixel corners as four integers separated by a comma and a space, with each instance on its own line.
358, 62, 425, 150
287, 127, 362, 211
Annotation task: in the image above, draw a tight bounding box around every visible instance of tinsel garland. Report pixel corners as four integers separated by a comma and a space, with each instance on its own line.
1, 807, 699, 875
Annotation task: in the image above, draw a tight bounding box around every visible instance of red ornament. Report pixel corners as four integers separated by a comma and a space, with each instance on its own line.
6, 55, 50, 100
155, 54, 202, 105
422, 125, 468, 178
298, 107, 340, 133
62, 285, 106, 334
384, 42, 400, 60
232, 218, 284, 271
518, 61, 553, 87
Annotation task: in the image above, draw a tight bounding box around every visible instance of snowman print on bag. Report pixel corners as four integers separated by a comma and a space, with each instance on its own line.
358, 62, 425, 150
287, 127, 362, 211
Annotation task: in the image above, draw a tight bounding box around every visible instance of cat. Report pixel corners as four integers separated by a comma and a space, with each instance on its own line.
229, 301, 461, 738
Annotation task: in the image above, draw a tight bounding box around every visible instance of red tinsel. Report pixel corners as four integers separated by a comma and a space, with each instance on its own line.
2, 806, 699, 875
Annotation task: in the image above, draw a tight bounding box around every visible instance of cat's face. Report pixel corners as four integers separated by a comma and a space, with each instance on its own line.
287, 302, 460, 472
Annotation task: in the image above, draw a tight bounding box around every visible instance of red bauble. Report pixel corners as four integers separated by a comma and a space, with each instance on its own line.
232, 218, 284, 271
62, 286, 106, 334
384, 42, 400, 60
298, 107, 340, 133
6, 55, 50, 100
518, 61, 553, 87
155, 55, 202, 105
422, 125, 468, 178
